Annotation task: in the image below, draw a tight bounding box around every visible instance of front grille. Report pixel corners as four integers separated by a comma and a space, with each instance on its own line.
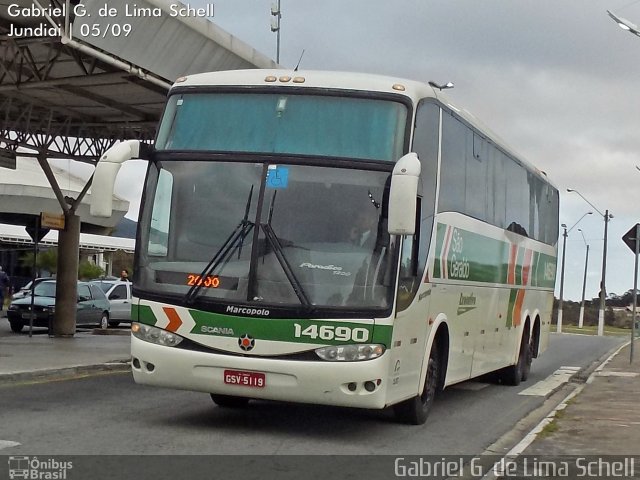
176, 337, 319, 361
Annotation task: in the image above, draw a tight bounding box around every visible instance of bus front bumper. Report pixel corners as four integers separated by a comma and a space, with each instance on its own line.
131, 335, 389, 409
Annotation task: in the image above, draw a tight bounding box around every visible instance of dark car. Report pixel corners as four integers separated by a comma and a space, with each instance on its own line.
6, 280, 111, 333
11, 277, 50, 300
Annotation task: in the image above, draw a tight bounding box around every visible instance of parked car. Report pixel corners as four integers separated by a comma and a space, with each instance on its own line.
11, 277, 50, 300
89, 280, 132, 326
6, 280, 110, 333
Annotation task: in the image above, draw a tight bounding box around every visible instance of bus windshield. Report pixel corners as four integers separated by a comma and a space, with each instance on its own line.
155, 93, 407, 162
137, 161, 396, 312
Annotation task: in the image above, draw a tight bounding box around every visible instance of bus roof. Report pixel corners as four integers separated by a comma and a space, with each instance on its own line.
173, 69, 555, 188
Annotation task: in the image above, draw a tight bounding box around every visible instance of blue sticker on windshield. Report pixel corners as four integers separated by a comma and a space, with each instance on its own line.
266, 165, 289, 189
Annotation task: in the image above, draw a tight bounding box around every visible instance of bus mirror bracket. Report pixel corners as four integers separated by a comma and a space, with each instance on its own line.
90, 140, 149, 218
388, 152, 421, 236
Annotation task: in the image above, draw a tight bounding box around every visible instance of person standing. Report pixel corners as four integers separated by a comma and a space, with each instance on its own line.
120, 269, 130, 282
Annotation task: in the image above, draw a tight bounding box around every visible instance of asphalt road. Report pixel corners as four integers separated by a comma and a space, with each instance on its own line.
0, 333, 625, 456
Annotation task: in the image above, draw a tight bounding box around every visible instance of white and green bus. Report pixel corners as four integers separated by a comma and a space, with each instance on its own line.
91, 70, 559, 424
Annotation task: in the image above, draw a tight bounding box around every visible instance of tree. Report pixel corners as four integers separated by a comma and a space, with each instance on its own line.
19, 248, 58, 275
78, 261, 104, 280
20, 249, 105, 280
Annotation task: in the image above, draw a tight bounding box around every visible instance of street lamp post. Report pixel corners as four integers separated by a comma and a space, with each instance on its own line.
558, 224, 568, 333
270, 1, 282, 64
557, 212, 592, 333
567, 189, 613, 336
577, 228, 590, 329
607, 10, 640, 37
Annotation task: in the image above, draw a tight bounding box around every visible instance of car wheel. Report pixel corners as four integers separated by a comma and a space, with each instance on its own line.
210, 394, 250, 408
99, 312, 109, 330
9, 321, 24, 333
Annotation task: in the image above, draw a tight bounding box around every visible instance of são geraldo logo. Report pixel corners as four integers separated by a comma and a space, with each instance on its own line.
8, 456, 72, 479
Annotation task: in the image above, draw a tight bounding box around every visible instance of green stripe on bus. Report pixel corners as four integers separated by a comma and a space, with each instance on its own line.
133, 302, 393, 346
506, 289, 518, 328
189, 310, 394, 347
433, 223, 556, 288
135, 304, 157, 326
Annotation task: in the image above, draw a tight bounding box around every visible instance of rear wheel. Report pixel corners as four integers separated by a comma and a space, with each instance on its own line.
99, 312, 109, 330
501, 333, 530, 386
210, 394, 250, 408
9, 321, 24, 333
394, 343, 440, 425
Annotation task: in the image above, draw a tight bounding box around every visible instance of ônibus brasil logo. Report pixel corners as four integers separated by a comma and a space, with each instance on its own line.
8, 456, 73, 479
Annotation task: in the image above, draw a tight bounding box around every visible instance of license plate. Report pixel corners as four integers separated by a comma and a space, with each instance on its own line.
223, 369, 266, 388
21, 313, 32, 320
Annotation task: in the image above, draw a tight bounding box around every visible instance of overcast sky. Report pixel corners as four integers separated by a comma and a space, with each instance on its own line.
102, 0, 640, 302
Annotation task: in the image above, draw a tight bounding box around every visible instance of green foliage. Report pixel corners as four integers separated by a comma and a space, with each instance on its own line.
19, 248, 58, 274
21, 249, 105, 280
553, 298, 618, 327
78, 261, 104, 280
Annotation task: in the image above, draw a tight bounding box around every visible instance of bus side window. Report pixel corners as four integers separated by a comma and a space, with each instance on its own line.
397, 198, 421, 311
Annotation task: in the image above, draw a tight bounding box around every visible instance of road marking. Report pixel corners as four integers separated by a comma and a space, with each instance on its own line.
518, 366, 580, 397
595, 371, 639, 378
0, 440, 21, 450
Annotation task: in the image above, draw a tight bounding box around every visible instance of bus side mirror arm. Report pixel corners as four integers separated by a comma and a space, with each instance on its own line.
90, 140, 150, 218
388, 152, 421, 236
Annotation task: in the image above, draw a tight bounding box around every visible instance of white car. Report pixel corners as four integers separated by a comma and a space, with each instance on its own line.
90, 280, 132, 327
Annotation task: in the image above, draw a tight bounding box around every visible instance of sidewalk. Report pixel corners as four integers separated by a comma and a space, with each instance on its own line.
524, 341, 640, 456
0, 310, 131, 385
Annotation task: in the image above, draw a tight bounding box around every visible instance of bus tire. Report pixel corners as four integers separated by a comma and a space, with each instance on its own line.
210, 394, 250, 408
393, 343, 440, 425
521, 341, 533, 382
501, 333, 530, 386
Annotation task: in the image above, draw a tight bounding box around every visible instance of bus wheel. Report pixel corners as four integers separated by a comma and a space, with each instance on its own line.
501, 334, 530, 386
393, 343, 440, 425
210, 394, 250, 408
521, 342, 533, 382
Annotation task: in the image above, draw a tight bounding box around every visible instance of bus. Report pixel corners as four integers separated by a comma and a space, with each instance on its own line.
90, 70, 559, 424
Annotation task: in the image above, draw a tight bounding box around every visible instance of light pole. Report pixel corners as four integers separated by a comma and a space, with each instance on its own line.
270, 1, 282, 64
557, 212, 593, 333
607, 10, 640, 37
577, 228, 590, 329
567, 189, 613, 336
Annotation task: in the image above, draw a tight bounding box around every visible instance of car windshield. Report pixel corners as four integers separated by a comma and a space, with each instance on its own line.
137, 161, 396, 312
33, 282, 56, 297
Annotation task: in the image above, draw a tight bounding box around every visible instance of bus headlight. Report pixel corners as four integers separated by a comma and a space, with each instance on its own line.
131, 322, 183, 347
315, 344, 385, 361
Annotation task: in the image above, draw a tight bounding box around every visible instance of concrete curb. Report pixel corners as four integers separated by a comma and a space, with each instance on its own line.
0, 360, 131, 386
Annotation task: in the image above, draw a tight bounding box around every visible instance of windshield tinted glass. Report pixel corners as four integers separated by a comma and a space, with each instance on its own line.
155, 93, 407, 162
33, 282, 56, 297
138, 161, 395, 312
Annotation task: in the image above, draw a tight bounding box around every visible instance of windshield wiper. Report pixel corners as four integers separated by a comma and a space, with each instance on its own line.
260, 222, 312, 308
184, 186, 254, 305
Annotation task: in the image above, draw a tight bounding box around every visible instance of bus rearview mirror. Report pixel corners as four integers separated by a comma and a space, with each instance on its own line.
90, 140, 145, 218
388, 152, 421, 236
